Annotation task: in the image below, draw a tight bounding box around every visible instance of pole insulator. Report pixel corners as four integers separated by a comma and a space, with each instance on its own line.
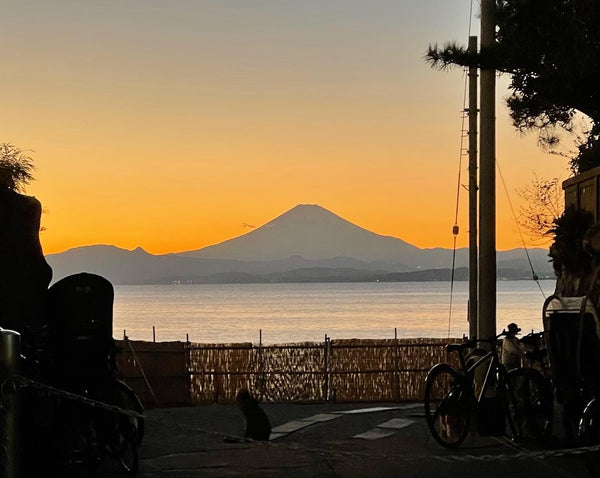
452, 225, 460, 236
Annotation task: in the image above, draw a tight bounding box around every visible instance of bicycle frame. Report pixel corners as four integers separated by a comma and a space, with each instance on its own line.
450, 335, 508, 404
468, 350, 497, 402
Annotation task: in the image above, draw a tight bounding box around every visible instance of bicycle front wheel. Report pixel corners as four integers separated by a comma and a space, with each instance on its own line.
107, 380, 144, 475
424, 363, 472, 448
578, 398, 600, 446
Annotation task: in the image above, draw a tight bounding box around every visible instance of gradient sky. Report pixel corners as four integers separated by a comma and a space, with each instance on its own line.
3, 1, 571, 255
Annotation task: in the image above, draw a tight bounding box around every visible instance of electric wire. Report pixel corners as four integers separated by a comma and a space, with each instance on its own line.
496, 159, 547, 299
447, 0, 475, 338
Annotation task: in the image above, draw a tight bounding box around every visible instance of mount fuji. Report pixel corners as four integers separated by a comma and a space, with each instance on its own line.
45, 204, 554, 284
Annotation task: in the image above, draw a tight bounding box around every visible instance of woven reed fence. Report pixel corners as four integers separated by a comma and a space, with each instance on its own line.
187, 338, 462, 404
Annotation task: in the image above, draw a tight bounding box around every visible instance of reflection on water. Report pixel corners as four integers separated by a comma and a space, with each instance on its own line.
112, 281, 556, 344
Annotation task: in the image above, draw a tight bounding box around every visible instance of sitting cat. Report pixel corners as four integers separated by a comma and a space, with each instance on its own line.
235, 388, 271, 441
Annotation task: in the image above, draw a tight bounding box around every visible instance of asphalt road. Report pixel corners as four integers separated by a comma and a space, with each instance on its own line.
116, 402, 599, 478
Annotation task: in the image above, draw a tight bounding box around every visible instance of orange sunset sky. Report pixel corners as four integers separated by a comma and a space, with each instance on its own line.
3, 1, 571, 256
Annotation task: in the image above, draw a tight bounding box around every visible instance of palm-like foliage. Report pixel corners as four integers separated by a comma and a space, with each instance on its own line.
0, 143, 35, 192
426, 0, 600, 173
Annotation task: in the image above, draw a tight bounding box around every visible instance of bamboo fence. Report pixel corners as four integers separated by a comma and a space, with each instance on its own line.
118, 337, 462, 405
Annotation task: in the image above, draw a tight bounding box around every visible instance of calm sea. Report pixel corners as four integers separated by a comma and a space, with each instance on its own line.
112, 280, 556, 344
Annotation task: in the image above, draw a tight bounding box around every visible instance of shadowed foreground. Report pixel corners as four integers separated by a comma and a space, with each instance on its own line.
104, 402, 596, 478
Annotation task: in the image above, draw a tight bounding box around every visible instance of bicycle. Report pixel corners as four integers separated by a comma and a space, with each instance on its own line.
61, 379, 144, 475
424, 331, 551, 448
509, 330, 554, 439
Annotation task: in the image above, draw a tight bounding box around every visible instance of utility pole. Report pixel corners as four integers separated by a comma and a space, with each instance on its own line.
468, 35, 478, 340
478, 0, 496, 341
0, 330, 21, 478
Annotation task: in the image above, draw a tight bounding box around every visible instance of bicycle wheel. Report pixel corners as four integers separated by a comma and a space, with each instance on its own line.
424, 363, 472, 448
502, 379, 523, 442
507, 367, 553, 438
107, 380, 144, 474
117, 380, 145, 446
579, 398, 600, 446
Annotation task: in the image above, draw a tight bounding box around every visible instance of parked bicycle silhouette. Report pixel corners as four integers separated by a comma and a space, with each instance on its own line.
424, 330, 552, 448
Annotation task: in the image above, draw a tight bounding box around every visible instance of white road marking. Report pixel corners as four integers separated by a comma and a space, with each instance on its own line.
269, 406, 415, 441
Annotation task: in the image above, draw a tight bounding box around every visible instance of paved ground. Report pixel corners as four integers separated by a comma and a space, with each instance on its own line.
115, 402, 600, 478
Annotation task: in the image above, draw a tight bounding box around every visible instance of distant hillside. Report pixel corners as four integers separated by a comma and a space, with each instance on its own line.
46, 246, 399, 285
45, 204, 555, 284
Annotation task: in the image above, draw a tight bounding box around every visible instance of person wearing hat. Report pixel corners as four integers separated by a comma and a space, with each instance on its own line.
501, 323, 524, 370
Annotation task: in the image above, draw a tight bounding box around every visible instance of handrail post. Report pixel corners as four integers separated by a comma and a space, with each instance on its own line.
394, 334, 401, 402
258, 330, 265, 400
323, 334, 330, 401
0, 329, 21, 478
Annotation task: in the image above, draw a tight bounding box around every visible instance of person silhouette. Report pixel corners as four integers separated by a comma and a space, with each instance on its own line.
501, 322, 524, 370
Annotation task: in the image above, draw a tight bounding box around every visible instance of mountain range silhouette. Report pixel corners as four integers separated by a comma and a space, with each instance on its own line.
45, 204, 554, 284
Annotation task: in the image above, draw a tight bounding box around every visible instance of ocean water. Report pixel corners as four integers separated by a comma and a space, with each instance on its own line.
112, 280, 556, 344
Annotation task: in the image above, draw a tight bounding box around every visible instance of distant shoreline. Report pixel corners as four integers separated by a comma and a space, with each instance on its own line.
115, 269, 556, 286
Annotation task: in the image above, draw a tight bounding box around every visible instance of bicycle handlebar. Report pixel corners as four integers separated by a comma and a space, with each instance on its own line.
446, 330, 510, 354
